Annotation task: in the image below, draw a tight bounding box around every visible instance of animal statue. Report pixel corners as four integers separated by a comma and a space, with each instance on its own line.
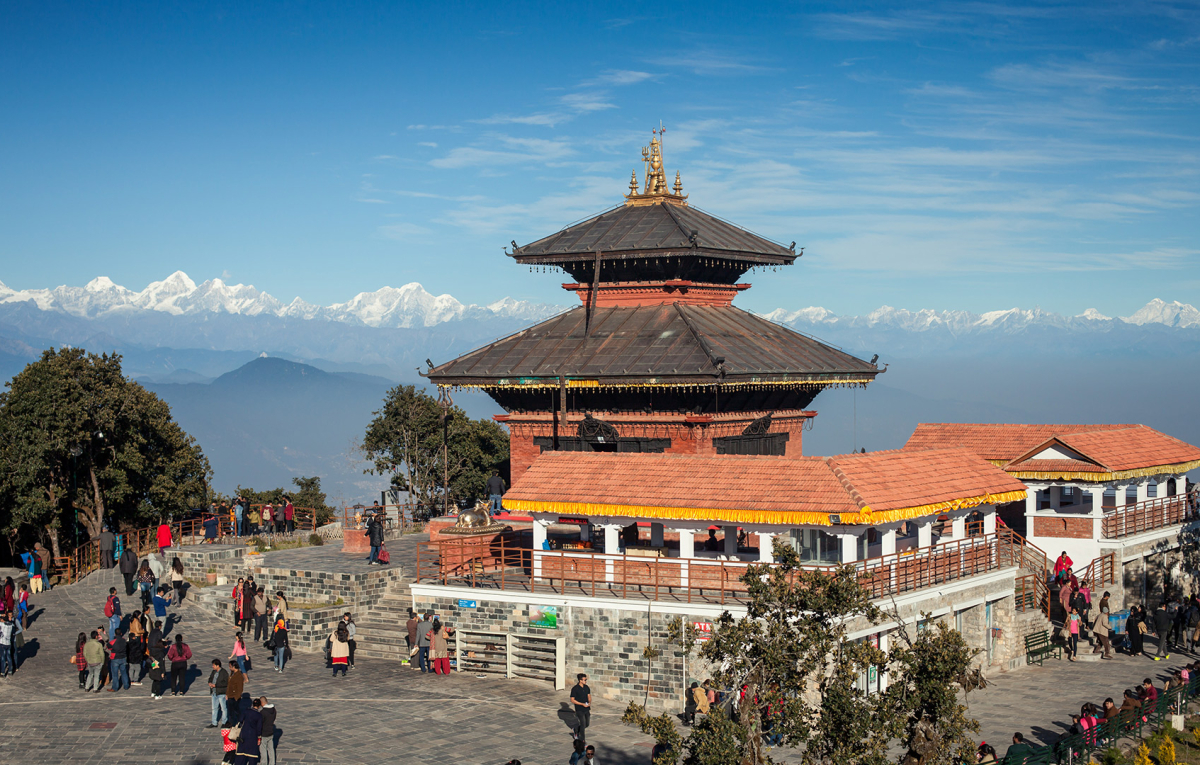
454, 500, 492, 530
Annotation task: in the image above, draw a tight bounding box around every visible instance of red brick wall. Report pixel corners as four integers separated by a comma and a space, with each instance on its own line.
1033, 517, 1094, 539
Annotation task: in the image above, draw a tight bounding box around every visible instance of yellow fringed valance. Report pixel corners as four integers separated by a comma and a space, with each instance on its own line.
1007, 459, 1200, 483
441, 378, 876, 391
504, 488, 1027, 527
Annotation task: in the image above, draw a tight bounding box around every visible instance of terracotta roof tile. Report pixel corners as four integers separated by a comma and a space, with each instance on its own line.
1006, 458, 1104, 473
905, 423, 1134, 462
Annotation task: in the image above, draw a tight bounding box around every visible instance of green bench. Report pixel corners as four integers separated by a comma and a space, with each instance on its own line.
1024, 630, 1061, 666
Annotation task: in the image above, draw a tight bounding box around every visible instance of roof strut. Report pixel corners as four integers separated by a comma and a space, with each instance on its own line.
585, 250, 601, 336
673, 303, 726, 377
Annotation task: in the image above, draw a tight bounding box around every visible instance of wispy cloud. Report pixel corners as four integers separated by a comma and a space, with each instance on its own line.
377, 222, 433, 241
429, 135, 574, 170
475, 112, 566, 127
651, 50, 773, 75
560, 92, 615, 112
585, 69, 655, 86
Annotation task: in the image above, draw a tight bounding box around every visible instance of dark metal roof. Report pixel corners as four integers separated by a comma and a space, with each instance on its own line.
427, 303, 879, 386
511, 202, 796, 266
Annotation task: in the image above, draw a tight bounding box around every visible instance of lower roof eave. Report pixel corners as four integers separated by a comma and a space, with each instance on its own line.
429, 373, 879, 389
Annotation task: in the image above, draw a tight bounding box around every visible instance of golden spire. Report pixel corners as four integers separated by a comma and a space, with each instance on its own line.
624, 126, 688, 206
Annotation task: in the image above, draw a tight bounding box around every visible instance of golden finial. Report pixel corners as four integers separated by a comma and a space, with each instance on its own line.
624, 125, 688, 207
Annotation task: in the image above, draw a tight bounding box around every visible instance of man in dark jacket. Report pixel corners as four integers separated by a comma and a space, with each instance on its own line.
98, 527, 116, 569
1153, 602, 1172, 660
486, 470, 506, 515
118, 547, 139, 595
1004, 733, 1034, 764
366, 515, 384, 565
259, 696, 278, 765
107, 629, 129, 692
207, 659, 229, 728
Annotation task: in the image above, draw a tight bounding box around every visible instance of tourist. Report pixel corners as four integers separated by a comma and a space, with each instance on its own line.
1053, 551, 1073, 584
1091, 607, 1114, 659
405, 609, 418, 666
1153, 601, 1172, 660
99, 525, 116, 569
167, 633, 192, 696
330, 623, 350, 677
234, 498, 244, 537
1140, 677, 1158, 705
230, 631, 248, 673
72, 632, 89, 688
487, 470, 506, 514
95, 624, 110, 687
416, 613, 432, 673
104, 587, 122, 640
429, 619, 454, 674
170, 557, 186, 603
148, 654, 166, 700
1119, 689, 1142, 716
203, 512, 219, 543
107, 627, 130, 692
136, 560, 155, 610
570, 740, 587, 764
1005, 733, 1033, 764
1066, 605, 1081, 661
263, 503, 274, 535
1127, 606, 1146, 656
0, 612, 12, 677
83, 629, 105, 691
253, 587, 269, 642
248, 504, 261, 536
241, 582, 257, 633
233, 697, 265, 765
1187, 598, 1200, 651
341, 612, 357, 669
274, 591, 290, 624
156, 520, 173, 556
570, 673, 592, 740
207, 659, 229, 728
147, 621, 164, 662
152, 585, 172, 627
119, 544, 139, 596
365, 513, 384, 564
0, 577, 11, 615
227, 665, 245, 724
232, 578, 246, 627
283, 498, 294, 534
976, 742, 997, 763
270, 608, 288, 672
16, 583, 30, 630
260, 697, 277, 765
126, 614, 147, 684
583, 745, 597, 764
1102, 697, 1119, 720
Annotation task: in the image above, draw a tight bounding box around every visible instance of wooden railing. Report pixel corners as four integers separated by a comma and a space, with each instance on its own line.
339, 503, 429, 534
1082, 551, 1118, 587
1102, 488, 1198, 538
416, 530, 1035, 605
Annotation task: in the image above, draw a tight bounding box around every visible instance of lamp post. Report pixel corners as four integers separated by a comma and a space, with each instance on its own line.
437, 387, 453, 517
69, 443, 83, 548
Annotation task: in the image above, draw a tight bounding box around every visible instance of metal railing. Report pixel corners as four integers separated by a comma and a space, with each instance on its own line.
339, 502, 430, 534
1082, 551, 1118, 587
416, 530, 1040, 605
1101, 487, 1199, 539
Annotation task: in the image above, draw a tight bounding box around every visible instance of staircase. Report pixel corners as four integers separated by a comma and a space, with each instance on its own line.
350, 592, 415, 661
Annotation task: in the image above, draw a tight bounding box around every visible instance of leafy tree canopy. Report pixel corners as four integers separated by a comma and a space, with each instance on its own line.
229, 476, 334, 525
361, 384, 508, 511
0, 348, 210, 557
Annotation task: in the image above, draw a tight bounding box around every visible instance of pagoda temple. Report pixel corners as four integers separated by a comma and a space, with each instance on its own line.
427, 129, 882, 481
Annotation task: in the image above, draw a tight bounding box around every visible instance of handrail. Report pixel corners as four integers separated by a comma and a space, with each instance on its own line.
339, 502, 428, 534
1081, 551, 1117, 587
1102, 487, 1199, 539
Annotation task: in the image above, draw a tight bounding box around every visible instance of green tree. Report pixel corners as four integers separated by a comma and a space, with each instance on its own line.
0, 348, 210, 556
236, 476, 334, 525
361, 384, 508, 511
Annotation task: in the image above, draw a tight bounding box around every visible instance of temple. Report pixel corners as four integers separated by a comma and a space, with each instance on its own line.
427, 128, 881, 481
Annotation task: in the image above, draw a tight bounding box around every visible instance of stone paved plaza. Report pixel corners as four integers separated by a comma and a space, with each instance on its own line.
5, 549, 1197, 764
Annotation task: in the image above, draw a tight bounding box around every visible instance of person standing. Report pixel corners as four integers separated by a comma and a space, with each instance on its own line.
234, 697, 264, 765
156, 521, 173, 556
1066, 606, 1081, 661
234, 499, 244, 538
271, 609, 289, 672
429, 620, 454, 675
263, 503, 274, 535
119, 545, 139, 596
486, 470, 506, 515
207, 659, 229, 728
1128, 606, 1145, 656
167, 634, 192, 696
365, 514, 384, 564
136, 560, 155, 611
126, 616, 147, 685
284, 499, 294, 534
253, 588, 268, 642
202, 512, 219, 543
329, 624, 350, 677
248, 505, 261, 536
1153, 601, 1172, 660
1092, 608, 1114, 659
259, 697, 277, 765
147, 654, 166, 700
0, 612, 12, 678
98, 526, 116, 569
570, 673, 592, 741
226, 665, 245, 724
107, 628, 130, 692
416, 613, 432, 673
72, 632, 89, 689
152, 585, 172, 627
170, 557, 186, 604
83, 630, 105, 691
341, 613, 357, 669
104, 587, 122, 638
230, 632, 248, 674
405, 609, 419, 667
1053, 551, 1073, 584
33, 542, 50, 592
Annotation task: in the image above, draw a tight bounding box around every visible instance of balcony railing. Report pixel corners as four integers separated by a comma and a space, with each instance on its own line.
416, 529, 1034, 605
1101, 488, 1198, 539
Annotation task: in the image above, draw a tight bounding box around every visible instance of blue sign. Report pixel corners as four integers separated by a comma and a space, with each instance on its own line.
457, 599, 477, 609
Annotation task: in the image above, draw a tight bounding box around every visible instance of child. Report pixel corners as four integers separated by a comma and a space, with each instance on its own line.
16, 584, 30, 630
148, 656, 166, 699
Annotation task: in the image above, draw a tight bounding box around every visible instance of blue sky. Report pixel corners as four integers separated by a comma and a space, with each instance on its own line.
1, 1, 1198, 317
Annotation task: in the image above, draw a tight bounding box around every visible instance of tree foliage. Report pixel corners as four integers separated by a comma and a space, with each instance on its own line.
361, 384, 508, 511
233, 476, 334, 524
0, 348, 210, 555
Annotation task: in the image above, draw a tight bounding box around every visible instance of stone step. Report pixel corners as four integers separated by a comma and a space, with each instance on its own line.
1074, 651, 1103, 662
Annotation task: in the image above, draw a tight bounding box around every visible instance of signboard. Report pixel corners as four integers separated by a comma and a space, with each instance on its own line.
529, 604, 558, 629
457, 599, 477, 609
692, 621, 713, 641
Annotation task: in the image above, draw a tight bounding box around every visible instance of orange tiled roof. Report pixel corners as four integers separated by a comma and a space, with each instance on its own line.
905, 423, 1134, 462
907, 423, 1200, 480
503, 449, 1026, 527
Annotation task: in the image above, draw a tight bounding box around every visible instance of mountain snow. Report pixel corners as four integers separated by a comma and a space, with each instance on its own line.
0, 271, 563, 328
0, 271, 1194, 333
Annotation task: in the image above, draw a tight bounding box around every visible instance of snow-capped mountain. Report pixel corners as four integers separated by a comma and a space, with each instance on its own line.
0, 272, 564, 329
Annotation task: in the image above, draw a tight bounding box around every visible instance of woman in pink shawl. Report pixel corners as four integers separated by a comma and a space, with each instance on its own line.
1053, 551, 1073, 583
1059, 573, 1079, 614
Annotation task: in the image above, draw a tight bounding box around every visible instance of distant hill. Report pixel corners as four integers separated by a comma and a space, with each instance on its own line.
146, 357, 396, 503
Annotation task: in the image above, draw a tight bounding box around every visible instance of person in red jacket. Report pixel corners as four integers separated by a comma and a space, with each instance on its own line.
156, 522, 173, 554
